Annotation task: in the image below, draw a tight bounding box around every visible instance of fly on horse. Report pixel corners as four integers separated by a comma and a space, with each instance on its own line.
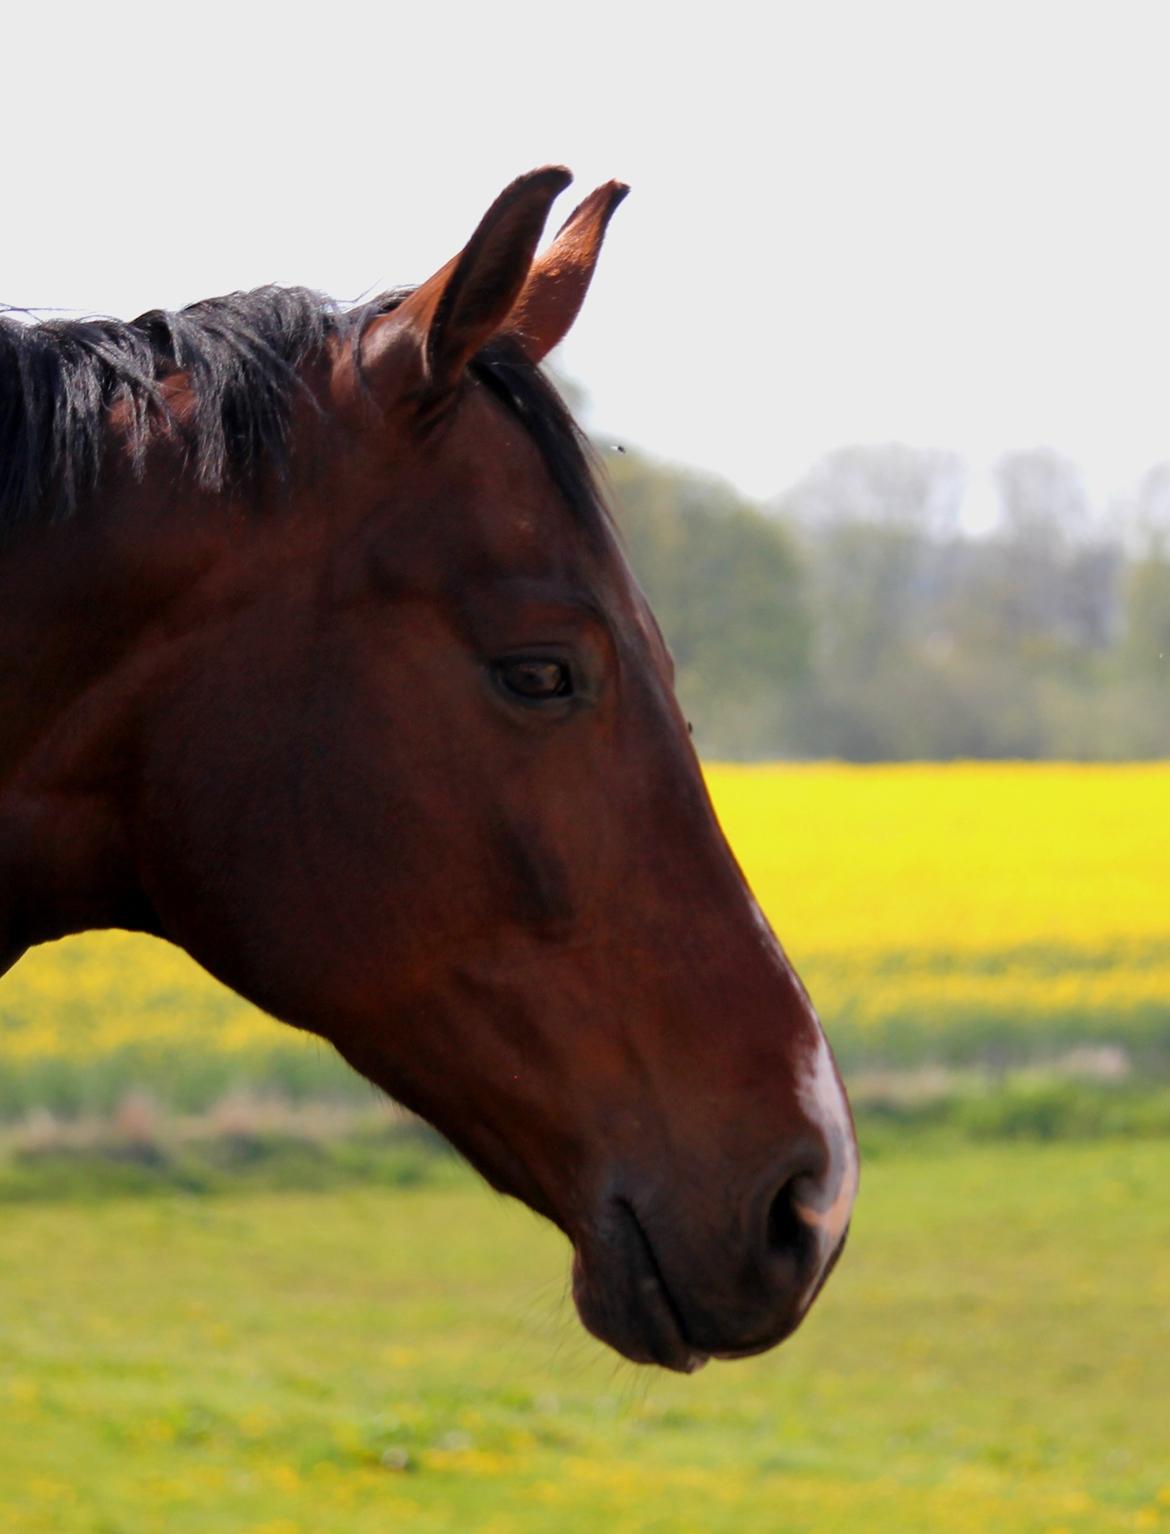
0, 168, 857, 1371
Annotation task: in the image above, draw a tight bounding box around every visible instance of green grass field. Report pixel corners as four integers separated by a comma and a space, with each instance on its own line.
2, 1139, 1168, 1534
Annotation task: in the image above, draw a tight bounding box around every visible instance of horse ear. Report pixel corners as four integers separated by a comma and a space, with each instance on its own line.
506, 181, 630, 363
381, 166, 573, 397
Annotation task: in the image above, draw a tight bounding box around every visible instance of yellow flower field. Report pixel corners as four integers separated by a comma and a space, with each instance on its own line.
0, 763, 1167, 1115
714, 762, 1170, 958
711, 762, 1170, 1063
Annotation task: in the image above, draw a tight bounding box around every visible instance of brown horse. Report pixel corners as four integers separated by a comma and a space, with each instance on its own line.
0, 168, 857, 1371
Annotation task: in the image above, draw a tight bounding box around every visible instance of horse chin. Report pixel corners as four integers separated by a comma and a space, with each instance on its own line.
570, 1224, 711, 1375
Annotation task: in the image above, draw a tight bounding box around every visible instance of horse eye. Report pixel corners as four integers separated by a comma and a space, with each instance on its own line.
495, 657, 574, 702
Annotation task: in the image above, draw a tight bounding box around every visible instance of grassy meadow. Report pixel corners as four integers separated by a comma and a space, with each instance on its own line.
2, 1142, 1169, 1533
1, 763, 1168, 1530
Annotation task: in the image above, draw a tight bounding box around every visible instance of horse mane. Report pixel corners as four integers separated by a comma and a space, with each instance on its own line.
0, 286, 604, 547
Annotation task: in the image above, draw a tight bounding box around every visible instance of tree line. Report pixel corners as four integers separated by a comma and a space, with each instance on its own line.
605, 442, 1170, 760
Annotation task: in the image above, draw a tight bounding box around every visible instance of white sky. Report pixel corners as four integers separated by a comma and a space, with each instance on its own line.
6, 2, 1170, 512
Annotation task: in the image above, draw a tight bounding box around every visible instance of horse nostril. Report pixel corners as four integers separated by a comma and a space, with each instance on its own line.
763, 1138, 831, 1271
766, 1174, 812, 1263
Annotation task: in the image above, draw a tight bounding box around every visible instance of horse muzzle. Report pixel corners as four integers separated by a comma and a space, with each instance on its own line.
570, 1148, 855, 1372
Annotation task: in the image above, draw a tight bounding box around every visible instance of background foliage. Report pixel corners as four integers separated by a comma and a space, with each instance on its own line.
608, 443, 1170, 760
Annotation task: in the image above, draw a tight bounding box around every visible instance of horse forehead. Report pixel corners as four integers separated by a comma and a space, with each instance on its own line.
371, 400, 603, 579
377, 473, 591, 591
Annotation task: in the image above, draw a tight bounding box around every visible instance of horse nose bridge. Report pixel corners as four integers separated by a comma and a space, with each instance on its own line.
647, 939, 839, 1132
601, 909, 852, 1172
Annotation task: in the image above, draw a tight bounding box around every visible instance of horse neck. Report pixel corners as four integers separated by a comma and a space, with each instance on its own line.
0, 506, 223, 968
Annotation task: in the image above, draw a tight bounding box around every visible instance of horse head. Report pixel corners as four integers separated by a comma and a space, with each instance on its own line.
0, 169, 857, 1370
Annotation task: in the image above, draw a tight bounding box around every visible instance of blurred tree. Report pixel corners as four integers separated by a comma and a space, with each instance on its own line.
1122, 533, 1170, 680
986, 450, 1122, 653
995, 448, 1090, 542
604, 449, 811, 757
775, 446, 967, 756
777, 443, 965, 536
578, 418, 1168, 761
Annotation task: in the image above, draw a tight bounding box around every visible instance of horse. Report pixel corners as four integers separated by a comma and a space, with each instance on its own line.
0, 167, 857, 1372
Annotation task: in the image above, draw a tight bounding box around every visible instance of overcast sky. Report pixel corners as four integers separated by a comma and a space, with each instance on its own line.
6, 2, 1170, 513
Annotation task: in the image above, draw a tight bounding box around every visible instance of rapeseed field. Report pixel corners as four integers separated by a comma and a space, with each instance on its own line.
713, 762, 1170, 1067
1, 763, 1168, 1118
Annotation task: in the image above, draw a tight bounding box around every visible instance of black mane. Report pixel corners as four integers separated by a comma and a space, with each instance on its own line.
0, 286, 603, 546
